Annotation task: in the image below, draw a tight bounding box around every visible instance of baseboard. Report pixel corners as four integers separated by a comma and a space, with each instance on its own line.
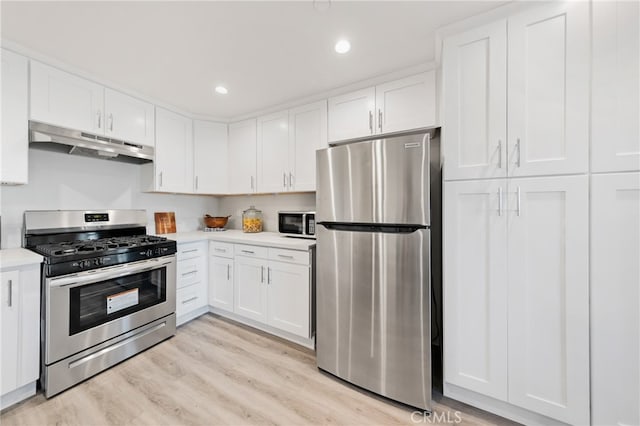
1, 382, 36, 411
176, 306, 210, 326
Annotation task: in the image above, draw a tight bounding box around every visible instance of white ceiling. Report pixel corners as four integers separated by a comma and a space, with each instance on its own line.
1, 1, 505, 119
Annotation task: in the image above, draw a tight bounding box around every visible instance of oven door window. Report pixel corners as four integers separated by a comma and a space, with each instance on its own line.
69, 268, 167, 335
279, 215, 303, 234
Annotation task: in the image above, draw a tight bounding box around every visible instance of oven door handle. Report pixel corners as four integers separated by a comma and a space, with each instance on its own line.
48, 259, 173, 288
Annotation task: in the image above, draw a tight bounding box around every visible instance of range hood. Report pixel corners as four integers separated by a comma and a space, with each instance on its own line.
29, 121, 154, 164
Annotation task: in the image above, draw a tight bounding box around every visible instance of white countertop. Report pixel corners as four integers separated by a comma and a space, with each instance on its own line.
158, 230, 316, 251
0, 248, 43, 270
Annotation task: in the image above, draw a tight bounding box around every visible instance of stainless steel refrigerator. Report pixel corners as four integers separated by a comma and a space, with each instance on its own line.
315, 129, 439, 411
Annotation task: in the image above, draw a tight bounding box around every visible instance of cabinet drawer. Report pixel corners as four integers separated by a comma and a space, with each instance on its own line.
268, 248, 310, 265
176, 283, 206, 318
209, 241, 234, 259
234, 244, 268, 259
177, 242, 205, 261
177, 259, 204, 289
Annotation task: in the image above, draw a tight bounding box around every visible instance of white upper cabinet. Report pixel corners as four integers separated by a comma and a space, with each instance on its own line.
1, 49, 29, 185
328, 87, 376, 142
30, 60, 104, 134
257, 110, 290, 193
442, 21, 507, 181
592, 1, 640, 173
591, 172, 639, 426
375, 71, 436, 134
104, 88, 155, 147
228, 119, 257, 194
193, 120, 228, 194
288, 100, 328, 192
443, 179, 508, 401
507, 175, 589, 425
507, 2, 589, 177
153, 107, 193, 193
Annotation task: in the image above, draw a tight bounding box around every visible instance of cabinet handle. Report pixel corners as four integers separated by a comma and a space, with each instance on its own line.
250, 176, 254, 191
368, 111, 373, 134
498, 187, 503, 216
283, 172, 287, 189
214, 248, 226, 253
109, 113, 114, 132
182, 296, 198, 304
227, 264, 230, 280
261, 265, 265, 283
97, 111, 102, 129
289, 172, 294, 189
7, 279, 13, 307
516, 138, 521, 168
241, 250, 254, 254
278, 254, 295, 259
378, 109, 382, 132
159, 172, 163, 187
267, 267, 271, 284
181, 270, 197, 277
497, 140, 502, 169
516, 186, 521, 217
195, 176, 199, 190
182, 249, 198, 254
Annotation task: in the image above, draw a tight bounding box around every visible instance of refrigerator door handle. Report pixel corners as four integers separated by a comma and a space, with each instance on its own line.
318, 222, 427, 233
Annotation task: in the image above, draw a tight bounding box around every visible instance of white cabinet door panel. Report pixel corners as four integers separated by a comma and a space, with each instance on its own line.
507, 175, 589, 425
443, 179, 508, 400
30, 60, 104, 134
1, 49, 29, 185
104, 88, 155, 147
328, 87, 375, 142
592, 1, 640, 173
228, 119, 257, 194
154, 107, 193, 193
194, 120, 228, 194
289, 100, 327, 192
209, 255, 234, 312
0, 270, 20, 394
257, 111, 289, 193
591, 172, 640, 426
267, 261, 310, 338
442, 21, 507, 181
507, 2, 589, 177
234, 256, 267, 322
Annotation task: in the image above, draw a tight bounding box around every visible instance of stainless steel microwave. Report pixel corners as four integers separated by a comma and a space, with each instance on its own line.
278, 211, 315, 238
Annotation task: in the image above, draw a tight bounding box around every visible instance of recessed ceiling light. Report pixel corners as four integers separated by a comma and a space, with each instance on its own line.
335, 39, 351, 54
215, 86, 228, 95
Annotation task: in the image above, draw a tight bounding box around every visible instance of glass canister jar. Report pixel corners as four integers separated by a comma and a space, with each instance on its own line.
242, 205, 263, 233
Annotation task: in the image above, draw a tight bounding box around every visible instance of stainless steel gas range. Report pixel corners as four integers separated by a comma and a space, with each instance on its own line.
24, 210, 177, 398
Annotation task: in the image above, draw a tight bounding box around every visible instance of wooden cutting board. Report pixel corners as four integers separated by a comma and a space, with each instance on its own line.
154, 212, 176, 234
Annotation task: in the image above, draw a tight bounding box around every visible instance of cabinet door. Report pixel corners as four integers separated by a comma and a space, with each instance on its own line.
0, 270, 20, 394
257, 110, 289, 193
375, 71, 436, 134
30, 60, 104, 134
267, 261, 310, 338
233, 256, 267, 323
443, 179, 508, 400
507, 2, 589, 177
194, 120, 228, 194
154, 107, 193, 193
228, 119, 257, 194
591, 173, 640, 426
442, 21, 507, 181
104, 88, 155, 147
1, 49, 29, 185
507, 175, 589, 425
18, 267, 39, 389
289, 100, 327, 192
592, 1, 640, 173
328, 87, 375, 142
209, 255, 234, 312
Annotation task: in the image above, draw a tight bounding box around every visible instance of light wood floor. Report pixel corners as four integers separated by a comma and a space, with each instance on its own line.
1, 314, 516, 426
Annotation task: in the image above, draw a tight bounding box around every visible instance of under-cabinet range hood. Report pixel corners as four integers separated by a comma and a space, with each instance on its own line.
29, 121, 154, 164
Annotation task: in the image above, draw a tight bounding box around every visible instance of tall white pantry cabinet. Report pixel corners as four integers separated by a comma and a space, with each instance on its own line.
442, 1, 639, 425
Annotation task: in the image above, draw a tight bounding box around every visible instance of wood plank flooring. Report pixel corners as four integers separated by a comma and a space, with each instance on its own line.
1, 314, 516, 426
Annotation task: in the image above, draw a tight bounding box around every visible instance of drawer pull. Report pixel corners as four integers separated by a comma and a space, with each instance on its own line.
241, 250, 255, 254
214, 248, 227, 253
277, 254, 295, 259
181, 249, 199, 254
182, 296, 198, 304
181, 270, 197, 277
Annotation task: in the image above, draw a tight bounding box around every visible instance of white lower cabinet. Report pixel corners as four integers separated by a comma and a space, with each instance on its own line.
176, 241, 208, 325
233, 255, 268, 323
444, 175, 589, 425
0, 265, 40, 410
266, 261, 310, 338
208, 242, 234, 312
591, 172, 640, 426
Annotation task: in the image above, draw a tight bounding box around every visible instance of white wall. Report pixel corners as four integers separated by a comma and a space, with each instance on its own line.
218, 193, 315, 232
0, 149, 220, 248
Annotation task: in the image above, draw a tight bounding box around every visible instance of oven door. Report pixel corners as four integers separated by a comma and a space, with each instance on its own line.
278, 213, 304, 235
44, 255, 176, 364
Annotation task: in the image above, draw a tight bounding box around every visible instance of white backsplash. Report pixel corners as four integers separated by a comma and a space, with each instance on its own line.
218, 193, 316, 232
0, 149, 219, 248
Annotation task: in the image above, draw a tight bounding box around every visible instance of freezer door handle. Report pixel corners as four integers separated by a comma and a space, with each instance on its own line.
318, 222, 427, 233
